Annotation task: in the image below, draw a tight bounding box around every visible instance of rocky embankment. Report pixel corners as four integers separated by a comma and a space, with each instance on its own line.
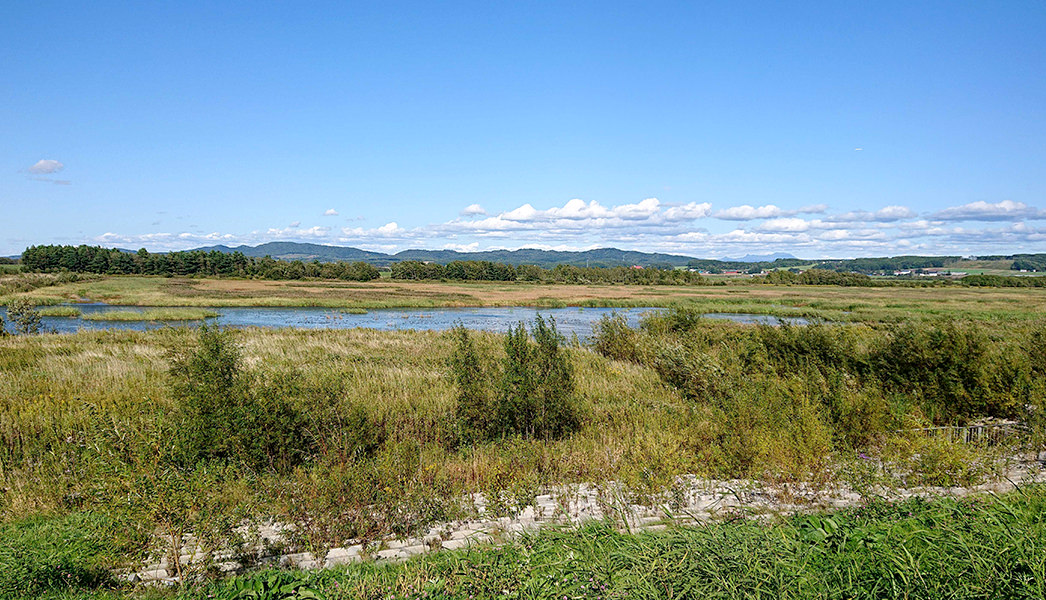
132, 458, 1046, 585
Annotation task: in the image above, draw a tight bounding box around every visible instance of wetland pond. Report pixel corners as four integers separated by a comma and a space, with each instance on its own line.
3, 304, 809, 339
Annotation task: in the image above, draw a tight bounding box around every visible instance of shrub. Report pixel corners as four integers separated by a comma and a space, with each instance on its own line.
451, 317, 579, 442
449, 325, 494, 443
170, 325, 313, 472
871, 321, 1016, 423
591, 312, 641, 363
4, 297, 41, 335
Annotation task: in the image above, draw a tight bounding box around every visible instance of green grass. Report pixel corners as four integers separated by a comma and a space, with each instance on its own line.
0, 512, 131, 599
181, 487, 1046, 600
81, 308, 219, 321
38, 306, 82, 317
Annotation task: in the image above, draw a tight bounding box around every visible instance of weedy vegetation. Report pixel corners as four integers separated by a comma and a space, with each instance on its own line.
0, 289, 1044, 598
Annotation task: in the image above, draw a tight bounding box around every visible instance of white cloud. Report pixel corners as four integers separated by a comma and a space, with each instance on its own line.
289, 221, 301, 228
265, 226, 330, 238
758, 218, 814, 232
503, 203, 541, 221
712, 204, 787, 220
663, 202, 712, 221
443, 242, 480, 252
713, 204, 828, 221
460, 204, 487, 216
323, 208, 339, 216
28, 159, 64, 174
825, 205, 916, 223
340, 221, 414, 240
65, 196, 1046, 259
932, 200, 1046, 222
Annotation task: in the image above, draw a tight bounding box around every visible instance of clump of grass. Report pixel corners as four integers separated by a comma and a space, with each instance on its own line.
0, 512, 129, 598
38, 306, 81, 317
82, 308, 219, 321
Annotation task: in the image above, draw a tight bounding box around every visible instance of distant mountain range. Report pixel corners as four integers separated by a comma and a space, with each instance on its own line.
24, 242, 1040, 274
191, 242, 702, 268
718, 252, 798, 263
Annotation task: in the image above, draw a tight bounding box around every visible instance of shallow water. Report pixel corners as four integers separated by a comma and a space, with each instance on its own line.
0, 305, 808, 339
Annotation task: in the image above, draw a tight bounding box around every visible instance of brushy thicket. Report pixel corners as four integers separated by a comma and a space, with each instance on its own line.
593, 309, 1046, 478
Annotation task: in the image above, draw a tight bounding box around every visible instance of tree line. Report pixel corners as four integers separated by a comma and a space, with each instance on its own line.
390, 260, 709, 285
20, 244, 1046, 288
21, 245, 380, 281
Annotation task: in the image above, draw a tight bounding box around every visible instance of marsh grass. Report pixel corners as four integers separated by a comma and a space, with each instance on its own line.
82, 308, 220, 321
38, 306, 83, 317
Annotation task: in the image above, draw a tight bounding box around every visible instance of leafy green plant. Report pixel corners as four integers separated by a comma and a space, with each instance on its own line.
216, 570, 324, 599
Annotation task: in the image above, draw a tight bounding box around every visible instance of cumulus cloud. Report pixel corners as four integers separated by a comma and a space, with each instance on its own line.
663, 202, 713, 221
713, 204, 776, 220
758, 218, 814, 232
323, 209, 339, 216
341, 221, 413, 240
28, 159, 64, 174
61, 195, 1046, 259
443, 242, 480, 252
931, 200, 1046, 222
826, 205, 916, 223
289, 221, 301, 228
712, 204, 824, 221
443, 198, 712, 238
460, 204, 487, 216
265, 226, 330, 238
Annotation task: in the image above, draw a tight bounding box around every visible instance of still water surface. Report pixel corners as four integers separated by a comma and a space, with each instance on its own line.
1, 305, 808, 339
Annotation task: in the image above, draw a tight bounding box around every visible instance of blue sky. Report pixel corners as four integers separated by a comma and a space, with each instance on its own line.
3, 1, 1045, 258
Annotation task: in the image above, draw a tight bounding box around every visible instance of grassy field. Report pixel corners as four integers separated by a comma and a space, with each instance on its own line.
4, 274, 1046, 324
2, 279, 1045, 598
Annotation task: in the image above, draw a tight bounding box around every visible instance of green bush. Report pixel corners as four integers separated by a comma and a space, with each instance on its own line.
590, 312, 641, 363
4, 297, 42, 335
170, 325, 313, 472
449, 325, 494, 443
450, 317, 579, 442
871, 321, 1020, 422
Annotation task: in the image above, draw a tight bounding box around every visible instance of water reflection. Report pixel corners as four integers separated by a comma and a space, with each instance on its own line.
1, 304, 808, 339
